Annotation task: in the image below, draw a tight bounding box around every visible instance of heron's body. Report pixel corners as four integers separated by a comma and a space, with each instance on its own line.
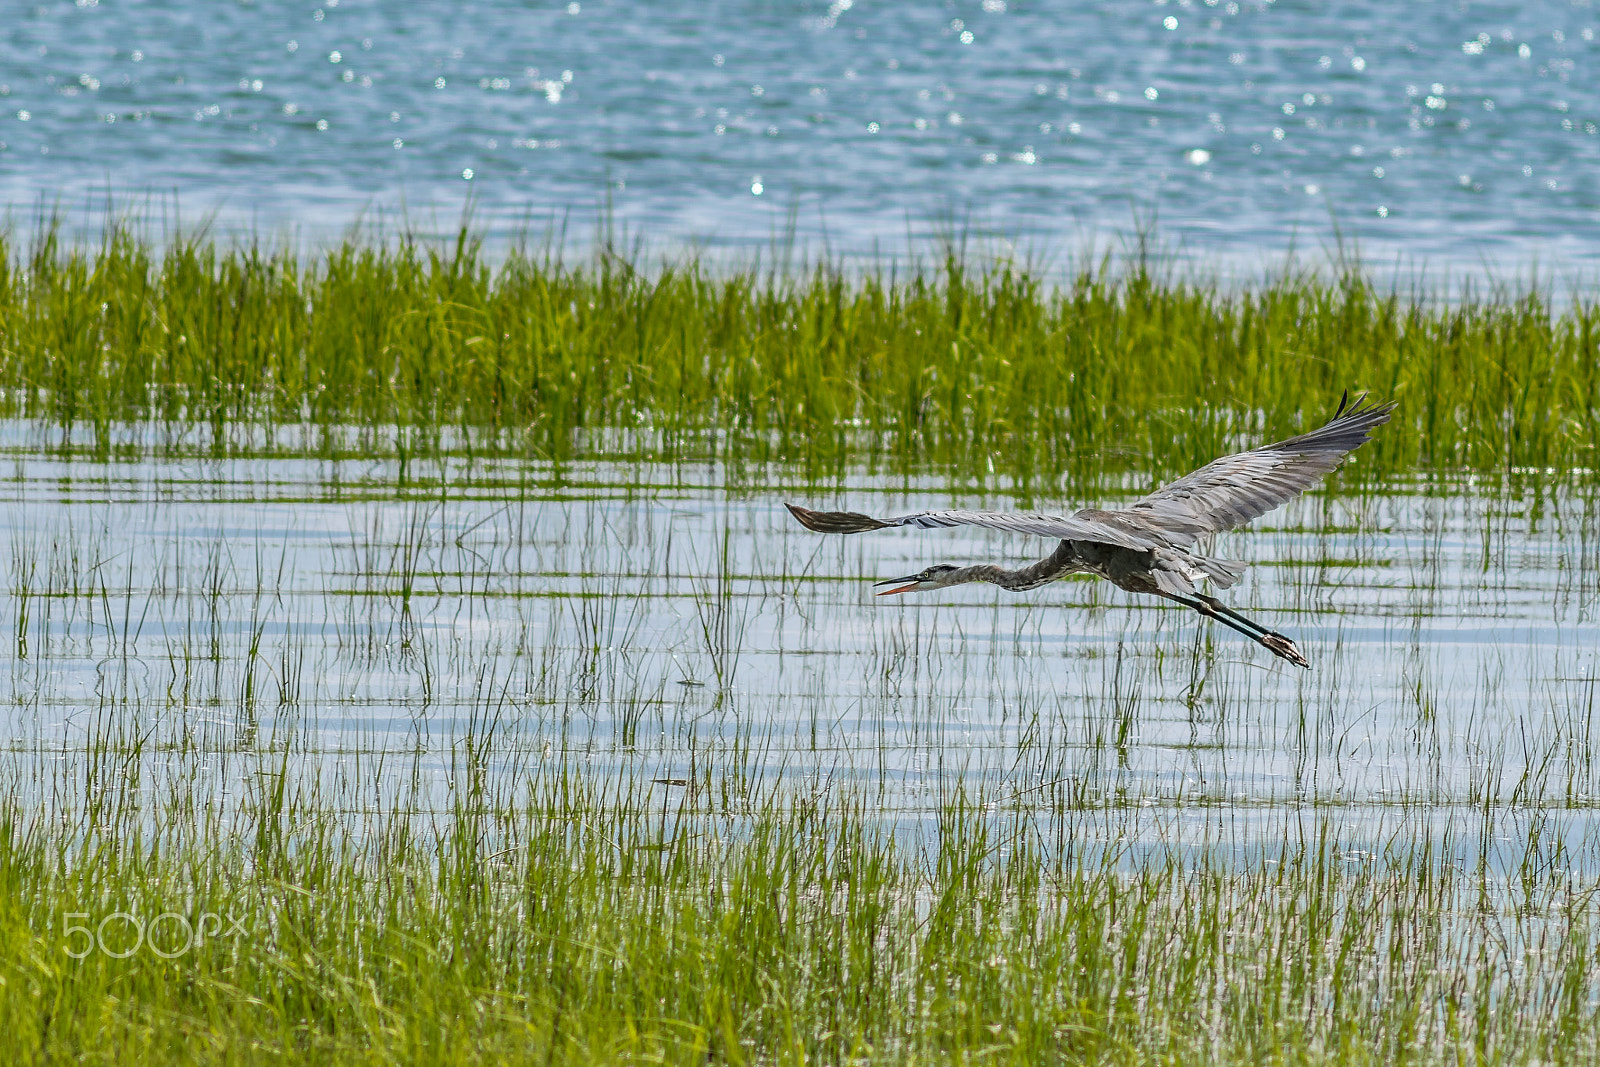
785, 393, 1396, 668
924, 538, 1234, 596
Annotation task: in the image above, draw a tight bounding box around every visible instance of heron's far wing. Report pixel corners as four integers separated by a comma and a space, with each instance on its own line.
783, 503, 1159, 551
1108, 392, 1396, 546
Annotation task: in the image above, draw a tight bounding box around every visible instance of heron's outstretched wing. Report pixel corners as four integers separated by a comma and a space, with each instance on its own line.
1105, 392, 1396, 546
783, 503, 1163, 552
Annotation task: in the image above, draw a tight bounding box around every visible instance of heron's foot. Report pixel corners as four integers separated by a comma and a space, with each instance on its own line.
1260, 632, 1311, 669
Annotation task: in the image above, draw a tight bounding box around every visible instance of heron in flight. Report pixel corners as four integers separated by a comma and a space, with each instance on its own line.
786, 393, 1395, 668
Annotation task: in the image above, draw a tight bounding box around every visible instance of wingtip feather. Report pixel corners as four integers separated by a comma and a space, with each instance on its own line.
1271, 391, 1396, 455
785, 503, 893, 535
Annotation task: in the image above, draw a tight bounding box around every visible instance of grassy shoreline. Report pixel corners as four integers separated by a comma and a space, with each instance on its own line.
2, 225, 1598, 489
4, 748, 1598, 1065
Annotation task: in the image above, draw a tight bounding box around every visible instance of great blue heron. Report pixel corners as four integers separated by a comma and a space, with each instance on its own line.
785, 393, 1395, 668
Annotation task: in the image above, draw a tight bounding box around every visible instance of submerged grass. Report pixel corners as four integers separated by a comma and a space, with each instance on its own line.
2, 222, 1599, 489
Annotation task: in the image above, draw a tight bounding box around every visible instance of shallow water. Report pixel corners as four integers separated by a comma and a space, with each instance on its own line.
5, 430, 1600, 869
5, 1, 1600, 272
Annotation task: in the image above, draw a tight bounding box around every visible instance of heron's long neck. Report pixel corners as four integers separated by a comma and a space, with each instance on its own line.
951, 541, 1083, 592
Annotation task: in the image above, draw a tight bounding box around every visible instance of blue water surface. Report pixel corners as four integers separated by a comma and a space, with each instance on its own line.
3, 0, 1599, 274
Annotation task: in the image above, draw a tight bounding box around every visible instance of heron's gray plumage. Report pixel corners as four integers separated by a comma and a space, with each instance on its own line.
1111, 393, 1396, 546
788, 507, 1165, 551
788, 393, 1393, 557
783, 392, 1396, 669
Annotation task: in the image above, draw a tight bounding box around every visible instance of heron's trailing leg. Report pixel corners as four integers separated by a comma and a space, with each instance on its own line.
1162, 592, 1310, 669
1194, 594, 1294, 639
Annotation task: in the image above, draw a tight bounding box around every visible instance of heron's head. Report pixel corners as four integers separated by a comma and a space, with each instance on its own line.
874, 564, 963, 595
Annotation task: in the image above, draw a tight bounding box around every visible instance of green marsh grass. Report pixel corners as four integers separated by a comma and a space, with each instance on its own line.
0, 482, 1598, 1062
6, 750, 1600, 1064
6, 225, 1600, 1062
3, 224, 1600, 489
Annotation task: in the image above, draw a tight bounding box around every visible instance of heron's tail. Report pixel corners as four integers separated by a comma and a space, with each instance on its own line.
1154, 552, 1248, 595
1191, 555, 1247, 589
